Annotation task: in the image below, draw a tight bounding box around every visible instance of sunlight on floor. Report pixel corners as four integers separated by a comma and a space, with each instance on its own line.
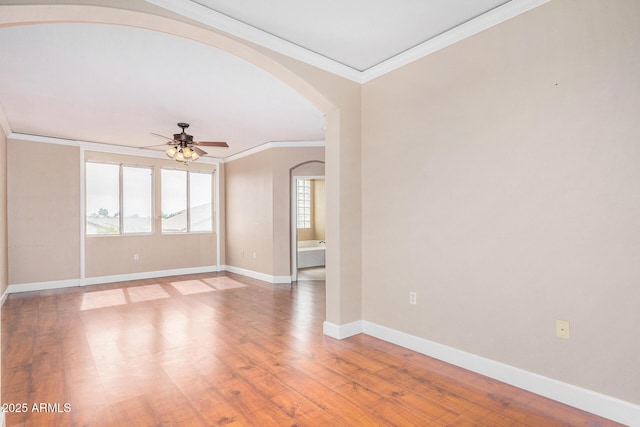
80, 288, 127, 310
80, 277, 248, 310
127, 284, 170, 303
202, 276, 247, 290
170, 279, 216, 295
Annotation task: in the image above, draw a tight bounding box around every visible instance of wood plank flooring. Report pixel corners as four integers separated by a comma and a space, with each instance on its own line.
2, 272, 621, 426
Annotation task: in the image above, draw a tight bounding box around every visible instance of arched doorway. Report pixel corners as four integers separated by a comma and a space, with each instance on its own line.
1, 4, 362, 335
290, 161, 325, 282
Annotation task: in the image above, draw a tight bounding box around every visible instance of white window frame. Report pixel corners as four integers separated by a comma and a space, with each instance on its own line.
161, 168, 214, 234
296, 179, 312, 229
85, 161, 154, 236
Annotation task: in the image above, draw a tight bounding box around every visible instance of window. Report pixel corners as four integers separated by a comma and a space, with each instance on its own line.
161, 169, 187, 232
189, 171, 213, 232
86, 163, 120, 235
297, 179, 311, 229
161, 169, 213, 233
86, 162, 153, 235
122, 166, 153, 233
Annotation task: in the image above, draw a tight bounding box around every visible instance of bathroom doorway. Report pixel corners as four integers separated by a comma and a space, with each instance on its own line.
291, 175, 325, 282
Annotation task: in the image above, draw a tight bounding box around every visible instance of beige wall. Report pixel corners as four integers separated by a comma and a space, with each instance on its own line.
6, 144, 218, 286
225, 147, 324, 277
0, 130, 5, 410
0, 129, 7, 296
7, 139, 81, 285
361, 0, 640, 404
313, 179, 326, 240
225, 148, 274, 274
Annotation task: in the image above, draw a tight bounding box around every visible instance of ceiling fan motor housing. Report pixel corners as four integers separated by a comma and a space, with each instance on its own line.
174, 123, 193, 145
173, 132, 194, 145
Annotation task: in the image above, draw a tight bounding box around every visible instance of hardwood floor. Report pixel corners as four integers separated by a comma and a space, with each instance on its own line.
2, 272, 620, 426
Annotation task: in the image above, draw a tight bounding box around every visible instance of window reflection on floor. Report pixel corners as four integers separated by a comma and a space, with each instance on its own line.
202, 276, 247, 290
127, 284, 170, 303
80, 277, 247, 311
80, 288, 127, 310
170, 279, 216, 295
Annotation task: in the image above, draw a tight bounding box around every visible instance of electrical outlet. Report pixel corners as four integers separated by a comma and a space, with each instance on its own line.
252, 251, 257, 259
556, 320, 570, 339
409, 292, 417, 305
133, 254, 139, 261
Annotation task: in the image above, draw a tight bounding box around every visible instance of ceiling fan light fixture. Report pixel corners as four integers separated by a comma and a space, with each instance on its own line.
152, 123, 226, 164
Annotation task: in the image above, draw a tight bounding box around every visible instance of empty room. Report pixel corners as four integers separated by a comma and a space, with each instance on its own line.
0, 0, 638, 425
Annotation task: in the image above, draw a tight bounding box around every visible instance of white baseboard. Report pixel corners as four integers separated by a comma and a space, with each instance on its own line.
7, 277, 82, 294
4, 265, 291, 296
82, 266, 220, 286
6, 265, 220, 294
323, 320, 363, 339
222, 265, 292, 284
323, 319, 640, 426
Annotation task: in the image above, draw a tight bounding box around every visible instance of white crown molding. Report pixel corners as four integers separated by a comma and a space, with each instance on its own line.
271, 140, 325, 149
223, 140, 325, 163
8, 132, 223, 164
361, 0, 551, 82
144, 0, 362, 82
9, 132, 78, 147
145, 0, 550, 84
9, 132, 323, 164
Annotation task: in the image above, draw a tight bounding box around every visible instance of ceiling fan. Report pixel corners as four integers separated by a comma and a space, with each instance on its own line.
150, 122, 228, 164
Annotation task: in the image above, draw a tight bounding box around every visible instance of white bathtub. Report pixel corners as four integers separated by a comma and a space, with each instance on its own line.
297, 240, 326, 268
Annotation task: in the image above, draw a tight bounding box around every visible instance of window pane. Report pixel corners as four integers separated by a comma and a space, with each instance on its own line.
297, 179, 311, 229
86, 162, 120, 235
162, 169, 187, 232
189, 171, 213, 232
123, 166, 152, 233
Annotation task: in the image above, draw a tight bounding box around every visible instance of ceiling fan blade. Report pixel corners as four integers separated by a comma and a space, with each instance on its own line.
140, 143, 172, 148
197, 141, 229, 148
150, 132, 174, 141
192, 146, 208, 156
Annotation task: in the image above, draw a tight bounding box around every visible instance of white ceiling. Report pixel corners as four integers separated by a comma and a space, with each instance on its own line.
0, 23, 325, 158
0, 0, 547, 160
191, 0, 510, 71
